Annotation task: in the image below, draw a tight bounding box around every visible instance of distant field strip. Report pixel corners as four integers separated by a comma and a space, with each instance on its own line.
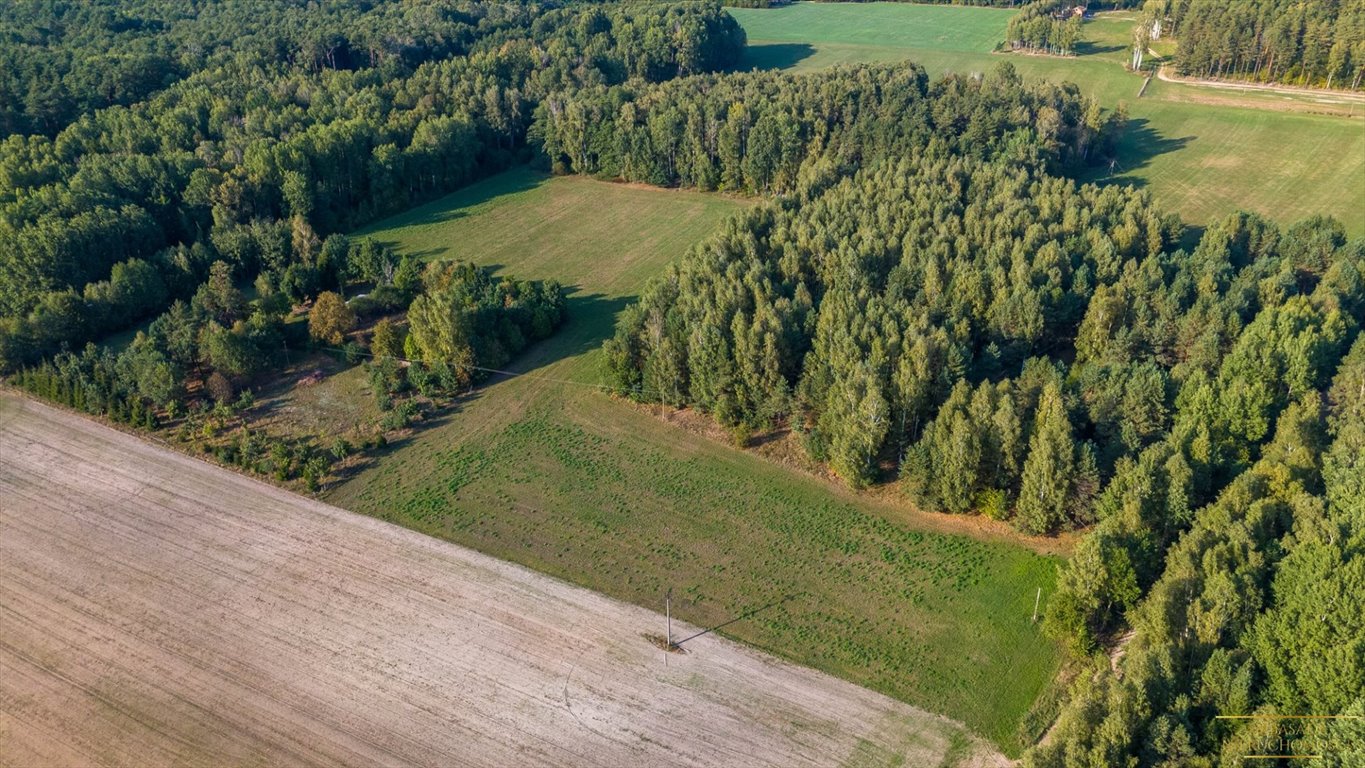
729, 4, 1365, 234
732, 2, 1012, 53
0, 394, 1006, 768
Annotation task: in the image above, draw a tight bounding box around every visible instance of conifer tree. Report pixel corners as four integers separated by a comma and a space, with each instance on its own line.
1017, 381, 1076, 534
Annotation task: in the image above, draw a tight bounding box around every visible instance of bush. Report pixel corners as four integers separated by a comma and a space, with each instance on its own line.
206, 371, 234, 403
309, 291, 355, 346
330, 437, 352, 460
977, 489, 1011, 521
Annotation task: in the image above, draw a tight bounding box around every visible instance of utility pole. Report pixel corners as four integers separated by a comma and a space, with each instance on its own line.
1032, 587, 1042, 623
666, 587, 673, 649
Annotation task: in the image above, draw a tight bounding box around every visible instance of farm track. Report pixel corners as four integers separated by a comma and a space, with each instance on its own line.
0, 394, 1006, 768
1154, 64, 1365, 106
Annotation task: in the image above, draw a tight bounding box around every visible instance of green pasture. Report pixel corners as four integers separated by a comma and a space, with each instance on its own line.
729, 4, 1365, 234
329, 166, 1064, 755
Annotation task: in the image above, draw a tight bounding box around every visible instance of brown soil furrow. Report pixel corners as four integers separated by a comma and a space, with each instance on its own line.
0, 393, 1008, 768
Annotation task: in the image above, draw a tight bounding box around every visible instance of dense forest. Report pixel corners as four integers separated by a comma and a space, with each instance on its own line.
1159, 0, 1365, 89
534, 62, 1120, 190
589, 63, 1174, 523
2, 1, 1362, 765
601, 104, 1361, 534
0, 0, 528, 138
0, 0, 744, 375
1026, 237, 1359, 763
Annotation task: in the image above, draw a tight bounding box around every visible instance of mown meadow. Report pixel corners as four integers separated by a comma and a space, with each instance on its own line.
327, 166, 1064, 754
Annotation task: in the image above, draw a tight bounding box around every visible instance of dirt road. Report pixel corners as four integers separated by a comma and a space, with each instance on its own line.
1154, 63, 1365, 107
0, 395, 1006, 768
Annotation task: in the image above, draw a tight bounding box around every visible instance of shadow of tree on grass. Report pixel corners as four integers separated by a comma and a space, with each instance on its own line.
1084, 117, 1193, 190
739, 42, 816, 71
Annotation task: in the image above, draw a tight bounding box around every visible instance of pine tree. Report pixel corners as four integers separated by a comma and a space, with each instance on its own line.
1017, 381, 1076, 534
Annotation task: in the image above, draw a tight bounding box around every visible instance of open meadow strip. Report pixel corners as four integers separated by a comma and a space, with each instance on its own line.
0, 394, 1007, 768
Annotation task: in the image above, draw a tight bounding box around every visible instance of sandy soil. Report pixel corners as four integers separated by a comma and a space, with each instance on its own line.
0, 394, 1007, 768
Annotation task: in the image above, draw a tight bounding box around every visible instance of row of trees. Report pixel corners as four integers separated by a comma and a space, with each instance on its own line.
1161, 0, 1365, 88
1005, 1, 1084, 56
535, 61, 1125, 193
0, 1, 745, 371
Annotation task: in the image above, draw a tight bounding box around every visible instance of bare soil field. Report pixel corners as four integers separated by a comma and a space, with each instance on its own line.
0, 394, 1006, 768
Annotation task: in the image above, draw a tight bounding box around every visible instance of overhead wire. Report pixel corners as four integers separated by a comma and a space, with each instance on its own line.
310, 342, 679, 401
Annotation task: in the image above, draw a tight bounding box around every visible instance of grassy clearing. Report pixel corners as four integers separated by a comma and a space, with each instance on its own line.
734, 1, 1011, 63
328, 166, 1064, 755
729, 4, 1365, 234
251, 352, 382, 440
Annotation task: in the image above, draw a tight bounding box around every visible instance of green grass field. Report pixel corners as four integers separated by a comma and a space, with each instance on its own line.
329, 166, 1064, 755
729, 4, 1365, 234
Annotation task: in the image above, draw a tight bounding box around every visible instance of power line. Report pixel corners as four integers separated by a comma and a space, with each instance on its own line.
313, 343, 679, 401
670, 593, 800, 649
322, 343, 622, 395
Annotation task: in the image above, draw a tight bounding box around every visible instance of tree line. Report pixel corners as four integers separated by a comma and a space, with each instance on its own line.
1005, 0, 1084, 56
535, 61, 1124, 194
1152, 0, 1365, 88
0, 0, 745, 372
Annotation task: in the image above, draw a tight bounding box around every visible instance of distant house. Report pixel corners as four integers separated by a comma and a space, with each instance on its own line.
1051, 4, 1087, 21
